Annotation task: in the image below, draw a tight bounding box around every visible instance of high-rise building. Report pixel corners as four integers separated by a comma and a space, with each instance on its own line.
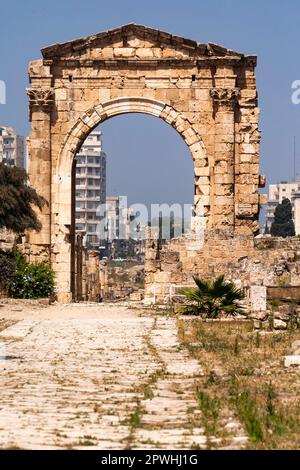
0, 126, 25, 168
266, 180, 300, 234
106, 196, 120, 242
105, 196, 145, 259
74, 131, 106, 249
106, 196, 139, 242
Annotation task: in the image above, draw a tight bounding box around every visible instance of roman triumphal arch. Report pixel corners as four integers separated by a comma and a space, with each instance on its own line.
26, 24, 264, 302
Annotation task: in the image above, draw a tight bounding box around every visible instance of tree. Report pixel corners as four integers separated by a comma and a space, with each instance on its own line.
180, 275, 245, 318
270, 198, 295, 237
0, 163, 46, 233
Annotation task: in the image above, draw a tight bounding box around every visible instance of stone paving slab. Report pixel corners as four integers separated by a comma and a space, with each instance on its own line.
0, 305, 245, 449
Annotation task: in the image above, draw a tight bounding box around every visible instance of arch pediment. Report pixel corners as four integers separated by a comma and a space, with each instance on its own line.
41, 23, 249, 62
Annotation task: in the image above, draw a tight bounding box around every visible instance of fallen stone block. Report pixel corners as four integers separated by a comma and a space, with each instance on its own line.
273, 311, 290, 321
129, 292, 143, 301
249, 311, 268, 321
273, 319, 287, 330
284, 355, 300, 367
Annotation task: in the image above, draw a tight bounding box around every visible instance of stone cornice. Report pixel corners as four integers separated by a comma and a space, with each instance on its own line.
40, 57, 248, 74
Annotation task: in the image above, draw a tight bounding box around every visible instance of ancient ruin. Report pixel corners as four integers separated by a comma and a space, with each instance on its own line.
26, 24, 265, 303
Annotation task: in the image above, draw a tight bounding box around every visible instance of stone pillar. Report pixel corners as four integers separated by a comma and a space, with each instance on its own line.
26, 87, 54, 262
87, 251, 100, 302
82, 248, 87, 301
99, 260, 109, 299
235, 60, 262, 234
210, 87, 240, 230
144, 227, 161, 303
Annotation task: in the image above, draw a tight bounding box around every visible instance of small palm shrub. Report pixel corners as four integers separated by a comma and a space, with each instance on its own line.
180, 275, 245, 318
8, 262, 54, 299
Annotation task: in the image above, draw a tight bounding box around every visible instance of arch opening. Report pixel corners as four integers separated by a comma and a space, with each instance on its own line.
69, 106, 203, 301
50, 97, 210, 302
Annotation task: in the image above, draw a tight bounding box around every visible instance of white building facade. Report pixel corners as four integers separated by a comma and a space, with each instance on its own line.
74, 131, 106, 249
0, 126, 24, 168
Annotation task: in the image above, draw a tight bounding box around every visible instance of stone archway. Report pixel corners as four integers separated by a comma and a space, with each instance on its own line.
26, 24, 263, 302
54, 97, 207, 300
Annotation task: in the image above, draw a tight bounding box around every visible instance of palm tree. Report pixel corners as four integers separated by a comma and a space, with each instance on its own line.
180, 275, 245, 318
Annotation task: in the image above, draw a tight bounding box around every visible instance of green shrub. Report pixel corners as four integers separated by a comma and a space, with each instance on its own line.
7, 261, 54, 299
0, 249, 26, 294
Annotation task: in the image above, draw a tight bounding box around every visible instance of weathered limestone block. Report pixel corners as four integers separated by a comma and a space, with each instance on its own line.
273, 319, 287, 330
285, 355, 300, 367
113, 47, 135, 57
250, 286, 267, 312
249, 311, 269, 321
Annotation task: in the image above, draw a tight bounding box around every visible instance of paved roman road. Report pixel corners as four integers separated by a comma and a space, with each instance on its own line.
0, 303, 246, 449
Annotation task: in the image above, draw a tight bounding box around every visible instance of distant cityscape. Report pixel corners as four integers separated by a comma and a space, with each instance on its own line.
3, 124, 300, 243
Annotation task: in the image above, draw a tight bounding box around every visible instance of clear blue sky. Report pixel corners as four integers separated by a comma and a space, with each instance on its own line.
1, 0, 300, 206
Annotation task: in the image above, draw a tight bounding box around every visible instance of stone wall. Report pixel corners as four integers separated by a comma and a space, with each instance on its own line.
250, 304, 300, 331
0, 229, 50, 263
0, 229, 16, 251
144, 231, 300, 312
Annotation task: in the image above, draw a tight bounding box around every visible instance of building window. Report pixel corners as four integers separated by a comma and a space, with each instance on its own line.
87, 201, 97, 209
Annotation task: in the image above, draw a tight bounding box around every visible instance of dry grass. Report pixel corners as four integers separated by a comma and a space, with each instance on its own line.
0, 318, 17, 333
178, 318, 300, 449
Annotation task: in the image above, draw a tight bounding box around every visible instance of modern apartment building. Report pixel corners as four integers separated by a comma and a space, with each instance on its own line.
106, 196, 120, 242
106, 196, 139, 241
0, 126, 25, 168
105, 196, 143, 259
266, 180, 300, 235
74, 131, 106, 249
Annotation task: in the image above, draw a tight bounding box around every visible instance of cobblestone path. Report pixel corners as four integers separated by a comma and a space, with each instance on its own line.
0, 305, 246, 449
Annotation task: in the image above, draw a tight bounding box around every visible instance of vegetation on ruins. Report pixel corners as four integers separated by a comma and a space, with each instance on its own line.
270, 198, 295, 238
178, 319, 300, 449
0, 249, 54, 299
0, 249, 22, 293
180, 275, 245, 318
0, 163, 46, 234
